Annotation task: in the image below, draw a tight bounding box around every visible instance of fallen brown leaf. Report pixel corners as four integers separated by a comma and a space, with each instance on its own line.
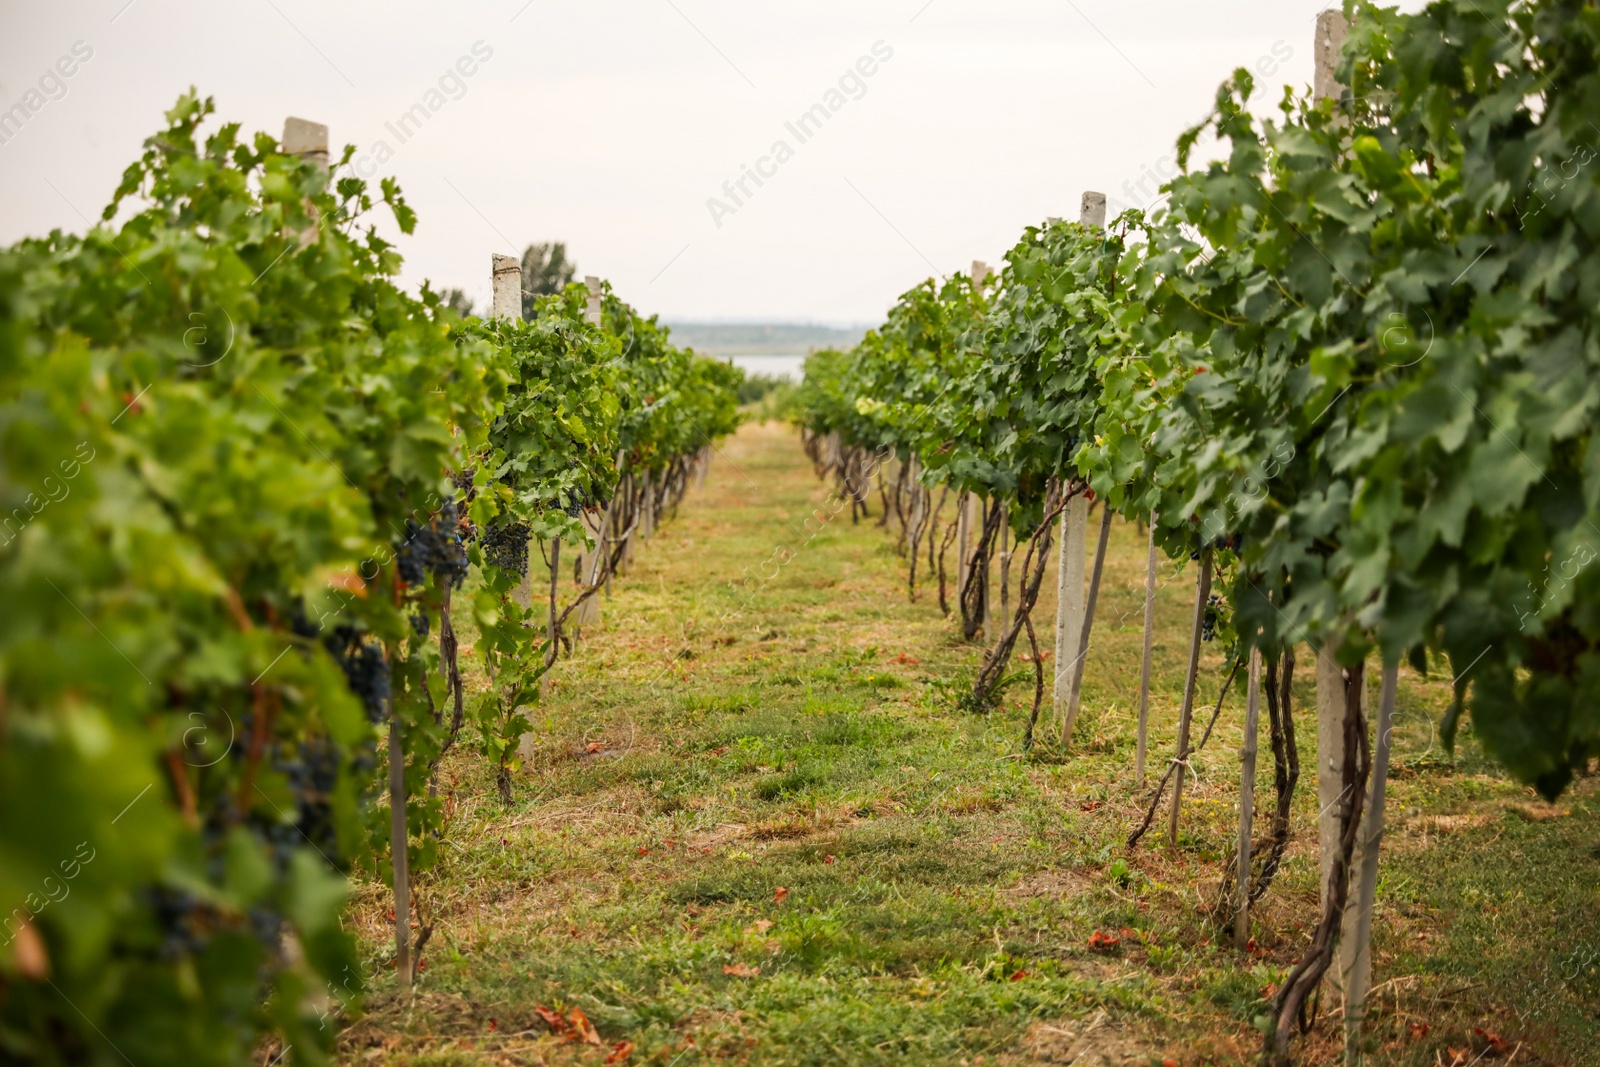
1473, 1027, 1512, 1055
604, 1040, 635, 1064
1087, 930, 1121, 952
534, 1004, 568, 1035
773, 886, 789, 903
723, 962, 761, 977
568, 1007, 601, 1046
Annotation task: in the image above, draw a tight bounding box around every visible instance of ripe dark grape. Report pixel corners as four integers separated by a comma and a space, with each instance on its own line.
481, 521, 531, 578
1201, 593, 1222, 642
395, 500, 470, 588
271, 734, 345, 864
1211, 532, 1243, 554
396, 519, 429, 585
289, 606, 321, 640
430, 499, 470, 586
147, 887, 210, 960
323, 626, 390, 722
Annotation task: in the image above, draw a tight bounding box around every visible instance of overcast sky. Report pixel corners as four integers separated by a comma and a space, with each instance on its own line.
3, 1, 1373, 325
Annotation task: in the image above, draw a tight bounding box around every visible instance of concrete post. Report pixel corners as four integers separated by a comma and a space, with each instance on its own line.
1053, 191, 1107, 728
1235, 647, 1263, 949
1135, 515, 1159, 786
282, 116, 329, 170
492, 254, 522, 321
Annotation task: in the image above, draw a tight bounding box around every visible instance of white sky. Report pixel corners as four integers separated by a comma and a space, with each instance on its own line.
2, 1, 1369, 325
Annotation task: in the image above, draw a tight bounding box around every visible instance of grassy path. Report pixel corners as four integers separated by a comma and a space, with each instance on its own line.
342, 420, 1600, 1066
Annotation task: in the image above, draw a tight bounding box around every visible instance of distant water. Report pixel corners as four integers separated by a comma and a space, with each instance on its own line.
726, 353, 806, 381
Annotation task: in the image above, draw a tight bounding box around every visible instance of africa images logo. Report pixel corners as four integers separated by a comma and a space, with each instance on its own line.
0, 40, 94, 146
706, 41, 895, 228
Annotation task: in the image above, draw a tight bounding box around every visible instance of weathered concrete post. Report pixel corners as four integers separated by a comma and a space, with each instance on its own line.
1166, 547, 1213, 849
576, 276, 606, 628
1235, 647, 1263, 949
283, 116, 329, 168
491, 252, 521, 319
1054, 192, 1107, 737
1135, 515, 1159, 786
1309, 9, 1374, 1011
1344, 664, 1398, 1062
970, 260, 993, 639
282, 117, 328, 248
492, 254, 533, 611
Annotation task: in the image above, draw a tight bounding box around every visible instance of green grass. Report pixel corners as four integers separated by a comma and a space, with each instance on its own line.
340, 420, 1600, 1067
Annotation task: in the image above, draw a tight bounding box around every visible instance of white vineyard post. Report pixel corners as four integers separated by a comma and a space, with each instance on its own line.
1078, 190, 1107, 231
1234, 646, 1262, 949
282, 117, 328, 247
1314, 8, 1350, 117
623, 469, 639, 569
305, 110, 410, 990
1167, 546, 1212, 849
972, 495, 985, 639
491, 253, 534, 613
641, 469, 655, 541
1311, 6, 1369, 1006
304, 110, 405, 986
970, 260, 990, 290
1312, 10, 1388, 1017
956, 490, 972, 611
1134, 513, 1159, 787
282, 116, 329, 169
1053, 192, 1105, 735
909, 453, 926, 581
1054, 490, 1087, 728
575, 277, 605, 631
1343, 662, 1398, 1063
624, 482, 640, 567
1062, 498, 1111, 743
386, 690, 411, 989
970, 259, 994, 640
491, 252, 521, 318
1315, 636, 1345, 910
997, 500, 1010, 635
1317, 640, 1372, 997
